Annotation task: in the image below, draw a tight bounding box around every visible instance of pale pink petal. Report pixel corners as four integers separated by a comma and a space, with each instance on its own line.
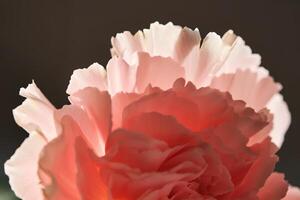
216, 30, 261, 75
111, 31, 143, 57
69, 88, 112, 155
107, 57, 137, 95
135, 52, 185, 92
184, 30, 261, 87
12, 81, 58, 140
39, 116, 83, 200
266, 93, 291, 148
112, 92, 141, 129
5, 82, 58, 200
56, 104, 105, 156
139, 22, 182, 57
174, 26, 201, 63
183, 32, 226, 86
210, 68, 281, 111
111, 22, 201, 63
210, 68, 289, 146
257, 172, 288, 200
4, 133, 46, 200
66, 63, 107, 95
283, 186, 300, 200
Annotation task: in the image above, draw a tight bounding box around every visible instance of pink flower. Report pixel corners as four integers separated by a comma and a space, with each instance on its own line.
5, 22, 299, 199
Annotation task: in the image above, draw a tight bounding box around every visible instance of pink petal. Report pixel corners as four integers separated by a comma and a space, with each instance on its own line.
4, 133, 46, 200
173, 26, 201, 63
56, 104, 105, 156
183, 30, 260, 87
69, 88, 112, 151
111, 22, 201, 64
217, 30, 261, 75
211, 68, 281, 111
38, 116, 83, 200
112, 92, 142, 130
283, 186, 300, 200
122, 112, 192, 147
228, 139, 278, 199
111, 31, 143, 58
267, 93, 291, 148
257, 172, 288, 200
135, 52, 185, 92
5, 82, 58, 200
66, 63, 107, 95
107, 57, 137, 95
124, 80, 269, 137
13, 81, 58, 140
137, 22, 182, 57
105, 129, 170, 172
210, 68, 290, 147
75, 138, 109, 200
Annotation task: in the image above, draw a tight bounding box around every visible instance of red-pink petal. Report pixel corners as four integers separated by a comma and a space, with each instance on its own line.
257, 172, 288, 200
135, 52, 185, 92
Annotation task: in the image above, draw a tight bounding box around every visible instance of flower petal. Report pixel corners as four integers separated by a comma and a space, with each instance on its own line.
66, 63, 107, 95
210, 68, 289, 147
257, 172, 288, 200
4, 133, 46, 200
135, 52, 185, 92
13, 81, 58, 140
183, 30, 261, 87
107, 57, 137, 95
228, 139, 278, 199
210, 68, 281, 111
69, 88, 112, 150
283, 186, 300, 200
111, 22, 201, 64
267, 93, 291, 148
5, 81, 58, 200
39, 116, 83, 200
75, 138, 109, 200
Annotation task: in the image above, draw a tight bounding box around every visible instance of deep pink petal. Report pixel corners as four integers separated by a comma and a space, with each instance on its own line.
257, 172, 288, 200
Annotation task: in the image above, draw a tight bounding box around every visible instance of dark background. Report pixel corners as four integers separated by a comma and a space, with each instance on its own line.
0, 0, 299, 198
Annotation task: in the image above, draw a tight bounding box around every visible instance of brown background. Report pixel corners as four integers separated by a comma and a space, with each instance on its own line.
0, 0, 299, 197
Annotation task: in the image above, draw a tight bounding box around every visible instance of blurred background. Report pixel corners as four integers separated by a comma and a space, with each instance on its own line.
0, 0, 299, 199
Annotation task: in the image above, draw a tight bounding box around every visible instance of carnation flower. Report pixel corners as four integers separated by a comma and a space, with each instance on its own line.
5, 22, 300, 199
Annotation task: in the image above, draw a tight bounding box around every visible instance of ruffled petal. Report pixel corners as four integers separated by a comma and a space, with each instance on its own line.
211, 68, 281, 111
66, 63, 107, 95
75, 138, 109, 200
111, 22, 201, 64
69, 88, 112, 152
267, 93, 291, 148
257, 172, 288, 200
183, 30, 260, 87
124, 79, 269, 137
38, 116, 83, 200
135, 52, 185, 92
111, 31, 143, 58
5, 82, 58, 200
140, 22, 182, 57
227, 139, 278, 199
107, 57, 137, 95
112, 92, 142, 130
12, 81, 58, 140
283, 186, 300, 200
4, 133, 46, 200
210, 68, 290, 147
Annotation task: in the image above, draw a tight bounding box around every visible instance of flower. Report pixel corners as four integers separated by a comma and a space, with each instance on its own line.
5, 22, 300, 199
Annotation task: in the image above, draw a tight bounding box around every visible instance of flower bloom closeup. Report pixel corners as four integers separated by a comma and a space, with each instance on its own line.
5, 22, 300, 200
